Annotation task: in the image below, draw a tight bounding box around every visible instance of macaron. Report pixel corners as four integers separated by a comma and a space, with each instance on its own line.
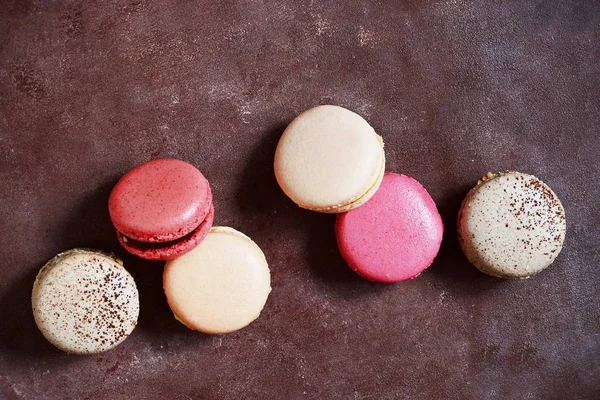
274, 105, 385, 213
109, 158, 214, 261
335, 173, 444, 283
457, 171, 566, 279
164, 227, 271, 334
32, 248, 139, 354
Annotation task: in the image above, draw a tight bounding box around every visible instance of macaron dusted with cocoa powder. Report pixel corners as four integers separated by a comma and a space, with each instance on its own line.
457, 171, 566, 278
32, 249, 139, 354
109, 158, 214, 261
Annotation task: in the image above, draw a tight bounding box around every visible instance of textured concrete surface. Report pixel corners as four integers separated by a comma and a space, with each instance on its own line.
1, 1, 599, 399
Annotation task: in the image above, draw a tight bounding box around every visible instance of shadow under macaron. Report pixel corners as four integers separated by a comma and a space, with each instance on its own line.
57, 177, 121, 251
426, 183, 507, 293
235, 123, 293, 223
303, 210, 395, 298
0, 266, 80, 376
119, 252, 214, 346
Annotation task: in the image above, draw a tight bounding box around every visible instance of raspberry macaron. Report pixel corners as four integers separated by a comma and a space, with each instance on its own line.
335, 173, 444, 283
109, 158, 214, 261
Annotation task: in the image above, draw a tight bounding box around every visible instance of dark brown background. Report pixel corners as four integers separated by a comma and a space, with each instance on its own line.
1, 1, 598, 399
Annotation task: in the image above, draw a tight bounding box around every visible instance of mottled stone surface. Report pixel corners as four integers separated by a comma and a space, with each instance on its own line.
1, 1, 598, 399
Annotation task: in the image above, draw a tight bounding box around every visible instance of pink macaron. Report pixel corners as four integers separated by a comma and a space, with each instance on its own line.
109, 158, 214, 261
335, 173, 443, 283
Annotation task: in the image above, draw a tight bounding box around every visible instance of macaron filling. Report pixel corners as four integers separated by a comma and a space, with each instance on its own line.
119, 224, 205, 249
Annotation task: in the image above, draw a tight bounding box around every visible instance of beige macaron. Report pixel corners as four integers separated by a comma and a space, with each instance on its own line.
32, 248, 139, 354
457, 171, 566, 279
274, 105, 385, 213
163, 227, 271, 334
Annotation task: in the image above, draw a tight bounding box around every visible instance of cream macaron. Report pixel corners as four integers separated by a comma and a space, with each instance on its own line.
274, 105, 385, 213
163, 227, 271, 334
32, 249, 139, 354
458, 171, 566, 279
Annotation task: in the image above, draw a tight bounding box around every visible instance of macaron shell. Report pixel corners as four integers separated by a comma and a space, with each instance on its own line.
119, 203, 214, 261
336, 173, 444, 283
32, 249, 139, 354
109, 158, 212, 242
274, 105, 385, 212
457, 172, 566, 278
163, 226, 271, 334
